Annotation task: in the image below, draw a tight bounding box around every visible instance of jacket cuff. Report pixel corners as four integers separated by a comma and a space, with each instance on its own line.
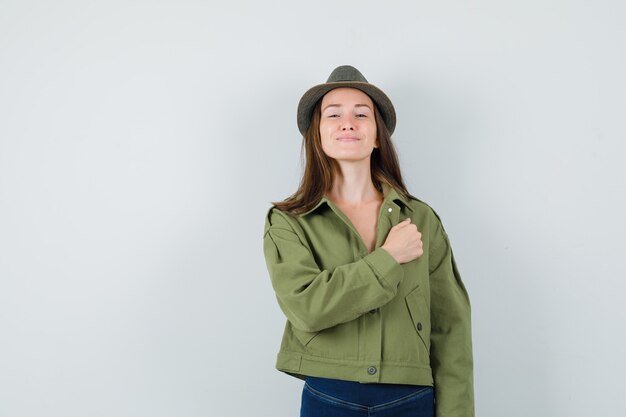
364, 247, 404, 290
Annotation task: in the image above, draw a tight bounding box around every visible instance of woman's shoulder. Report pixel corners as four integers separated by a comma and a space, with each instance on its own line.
403, 194, 449, 235
263, 205, 300, 235
404, 193, 439, 218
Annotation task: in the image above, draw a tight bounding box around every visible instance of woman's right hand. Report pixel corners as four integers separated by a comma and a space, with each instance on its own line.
381, 218, 423, 264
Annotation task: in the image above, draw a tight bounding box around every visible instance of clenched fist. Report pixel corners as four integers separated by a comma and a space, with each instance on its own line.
381, 218, 423, 264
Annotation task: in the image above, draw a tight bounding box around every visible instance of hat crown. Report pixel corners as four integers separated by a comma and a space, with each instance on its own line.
326, 65, 368, 83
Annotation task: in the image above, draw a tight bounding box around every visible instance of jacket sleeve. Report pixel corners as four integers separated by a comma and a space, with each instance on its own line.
428, 220, 475, 417
263, 207, 405, 333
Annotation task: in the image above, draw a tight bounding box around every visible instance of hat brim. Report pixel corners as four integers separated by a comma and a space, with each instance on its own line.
297, 81, 396, 135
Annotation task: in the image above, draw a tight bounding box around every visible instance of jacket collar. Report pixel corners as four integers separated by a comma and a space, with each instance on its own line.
300, 182, 413, 217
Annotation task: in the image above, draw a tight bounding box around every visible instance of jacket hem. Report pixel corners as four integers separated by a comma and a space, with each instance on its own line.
276, 351, 434, 386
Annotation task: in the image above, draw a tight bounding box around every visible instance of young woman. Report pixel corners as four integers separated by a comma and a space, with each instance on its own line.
263, 65, 474, 417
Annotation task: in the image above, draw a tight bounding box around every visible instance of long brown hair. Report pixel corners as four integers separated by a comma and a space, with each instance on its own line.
273, 97, 415, 215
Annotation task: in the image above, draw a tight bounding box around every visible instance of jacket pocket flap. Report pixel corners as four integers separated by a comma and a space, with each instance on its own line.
405, 286, 431, 351
291, 326, 319, 347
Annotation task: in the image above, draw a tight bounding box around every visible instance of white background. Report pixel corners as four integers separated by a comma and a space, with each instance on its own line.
1, 1, 625, 416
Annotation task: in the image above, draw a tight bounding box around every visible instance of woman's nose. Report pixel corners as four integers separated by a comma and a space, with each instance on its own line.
341, 119, 355, 130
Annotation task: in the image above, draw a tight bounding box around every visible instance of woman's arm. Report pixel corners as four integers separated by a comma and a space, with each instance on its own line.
263, 207, 404, 333
428, 221, 474, 417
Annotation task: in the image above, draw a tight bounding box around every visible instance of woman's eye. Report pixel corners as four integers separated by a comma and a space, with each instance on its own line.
356, 113, 367, 118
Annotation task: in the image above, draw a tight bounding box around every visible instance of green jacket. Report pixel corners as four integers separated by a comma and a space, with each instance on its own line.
263, 183, 474, 417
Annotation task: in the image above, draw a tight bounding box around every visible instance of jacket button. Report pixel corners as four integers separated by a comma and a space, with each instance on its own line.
387, 207, 392, 213
367, 366, 377, 375
417, 322, 423, 331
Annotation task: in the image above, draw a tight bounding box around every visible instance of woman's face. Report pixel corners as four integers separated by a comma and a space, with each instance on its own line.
319, 87, 378, 164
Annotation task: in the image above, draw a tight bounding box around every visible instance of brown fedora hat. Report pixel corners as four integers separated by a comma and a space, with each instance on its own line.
296, 65, 396, 135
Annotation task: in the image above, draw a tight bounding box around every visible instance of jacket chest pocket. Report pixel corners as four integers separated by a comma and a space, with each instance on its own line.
405, 286, 431, 352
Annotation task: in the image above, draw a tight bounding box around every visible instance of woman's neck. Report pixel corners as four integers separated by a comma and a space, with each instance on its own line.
326, 162, 381, 205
